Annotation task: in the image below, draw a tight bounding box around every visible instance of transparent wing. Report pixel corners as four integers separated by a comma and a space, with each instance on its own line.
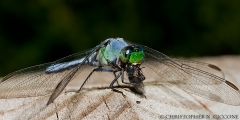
172, 59, 225, 79
0, 50, 91, 99
142, 46, 240, 105
0, 39, 121, 105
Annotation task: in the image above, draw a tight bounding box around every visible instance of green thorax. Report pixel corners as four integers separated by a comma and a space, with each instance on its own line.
96, 38, 128, 66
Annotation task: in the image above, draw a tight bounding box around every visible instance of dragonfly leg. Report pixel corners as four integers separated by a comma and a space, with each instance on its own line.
77, 67, 119, 92
113, 71, 120, 86
121, 68, 132, 85
109, 71, 125, 97
120, 68, 135, 85
109, 71, 122, 88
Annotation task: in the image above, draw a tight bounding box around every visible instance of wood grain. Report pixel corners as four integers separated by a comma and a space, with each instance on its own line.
0, 56, 240, 120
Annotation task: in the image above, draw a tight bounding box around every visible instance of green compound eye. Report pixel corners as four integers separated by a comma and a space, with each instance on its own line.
120, 45, 144, 64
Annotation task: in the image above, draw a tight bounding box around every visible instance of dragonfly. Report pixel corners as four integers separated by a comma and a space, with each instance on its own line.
0, 38, 240, 106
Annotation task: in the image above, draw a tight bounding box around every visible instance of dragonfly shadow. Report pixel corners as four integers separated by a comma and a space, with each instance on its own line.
2, 83, 215, 119
0, 79, 237, 118
48, 89, 141, 119
66, 85, 146, 98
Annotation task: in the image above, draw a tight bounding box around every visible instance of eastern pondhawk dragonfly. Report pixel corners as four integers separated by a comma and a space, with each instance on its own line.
0, 38, 240, 105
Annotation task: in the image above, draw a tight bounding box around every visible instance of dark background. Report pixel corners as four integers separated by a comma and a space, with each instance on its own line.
0, 0, 240, 76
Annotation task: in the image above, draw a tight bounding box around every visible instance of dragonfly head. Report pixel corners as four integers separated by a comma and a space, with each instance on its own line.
120, 45, 144, 65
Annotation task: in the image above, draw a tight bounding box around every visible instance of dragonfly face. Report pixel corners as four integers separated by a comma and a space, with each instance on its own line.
119, 45, 144, 65
118, 45, 146, 93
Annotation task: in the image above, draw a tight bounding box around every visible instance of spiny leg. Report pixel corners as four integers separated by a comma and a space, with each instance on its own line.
121, 67, 146, 85
121, 68, 137, 85
105, 58, 121, 87
77, 67, 119, 92
113, 71, 120, 86
109, 71, 125, 97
